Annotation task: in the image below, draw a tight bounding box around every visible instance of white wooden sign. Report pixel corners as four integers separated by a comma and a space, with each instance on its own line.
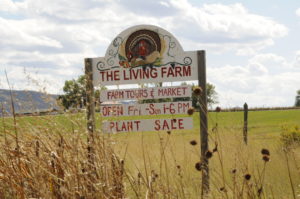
102, 117, 193, 133
101, 101, 192, 117
91, 25, 198, 86
100, 85, 192, 101
88, 25, 197, 133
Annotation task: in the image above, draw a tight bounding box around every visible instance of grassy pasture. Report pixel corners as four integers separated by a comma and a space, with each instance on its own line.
110, 110, 300, 198
0, 109, 299, 198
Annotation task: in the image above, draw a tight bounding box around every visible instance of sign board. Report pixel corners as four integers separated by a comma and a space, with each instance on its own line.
101, 101, 192, 117
92, 25, 198, 86
100, 85, 192, 101
86, 24, 208, 194
89, 25, 198, 133
102, 117, 193, 133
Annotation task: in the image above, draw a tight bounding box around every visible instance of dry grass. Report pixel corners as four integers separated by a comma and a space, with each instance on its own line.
0, 109, 299, 198
0, 115, 124, 199
112, 124, 300, 198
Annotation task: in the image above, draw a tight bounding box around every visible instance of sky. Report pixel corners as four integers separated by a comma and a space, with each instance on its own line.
0, 0, 299, 108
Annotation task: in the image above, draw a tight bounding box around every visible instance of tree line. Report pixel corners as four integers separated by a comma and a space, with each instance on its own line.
58, 75, 300, 110
295, 90, 300, 107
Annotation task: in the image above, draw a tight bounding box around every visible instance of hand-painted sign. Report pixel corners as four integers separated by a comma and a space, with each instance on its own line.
102, 117, 193, 133
88, 25, 196, 133
92, 25, 198, 86
100, 85, 192, 101
101, 101, 192, 117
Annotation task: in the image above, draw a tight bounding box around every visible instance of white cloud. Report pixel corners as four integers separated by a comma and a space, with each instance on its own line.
158, 1, 287, 54
0, 18, 63, 50
294, 51, 300, 68
159, 1, 170, 8
208, 52, 300, 107
0, 1, 288, 56
169, 1, 287, 38
0, 0, 19, 13
0, 0, 293, 106
296, 8, 300, 16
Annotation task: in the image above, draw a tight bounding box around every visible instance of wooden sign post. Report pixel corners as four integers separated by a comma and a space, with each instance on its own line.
198, 51, 209, 197
84, 25, 209, 197
243, 102, 248, 144
84, 58, 95, 166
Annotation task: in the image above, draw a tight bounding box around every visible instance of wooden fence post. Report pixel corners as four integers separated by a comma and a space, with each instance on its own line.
243, 103, 248, 145
197, 50, 209, 197
85, 58, 96, 165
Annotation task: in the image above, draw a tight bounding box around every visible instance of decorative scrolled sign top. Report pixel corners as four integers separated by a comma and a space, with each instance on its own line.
92, 25, 198, 86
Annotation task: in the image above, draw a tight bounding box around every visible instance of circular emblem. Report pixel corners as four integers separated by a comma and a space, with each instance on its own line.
125, 30, 161, 61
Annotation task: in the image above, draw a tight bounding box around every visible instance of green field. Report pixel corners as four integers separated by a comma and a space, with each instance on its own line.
0, 109, 299, 198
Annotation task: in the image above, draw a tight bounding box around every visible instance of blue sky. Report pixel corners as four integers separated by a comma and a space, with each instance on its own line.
0, 0, 299, 108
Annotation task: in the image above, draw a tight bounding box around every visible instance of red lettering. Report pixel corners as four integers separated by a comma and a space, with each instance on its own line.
109, 122, 115, 130
162, 120, 169, 130
134, 121, 141, 131
154, 120, 160, 130
127, 121, 133, 131
161, 67, 167, 77
148, 104, 155, 115
123, 70, 129, 80
178, 119, 184, 129
106, 70, 114, 81
100, 71, 106, 81
121, 122, 127, 131
170, 103, 175, 114
183, 66, 191, 76
132, 69, 139, 79
175, 66, 182, 77
167, 67, 175, 77
114, 70, 120, 81
150, 68, 158, 78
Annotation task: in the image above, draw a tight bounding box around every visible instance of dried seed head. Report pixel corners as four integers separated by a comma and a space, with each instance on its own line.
244, 174, 251, 181
187, 107, 195, 115
138, 172, 142, 178
261, 149, 270, 156
215, 106, 221, 112
167, 131, 171, 135
262, 155, 270, 162
231, 169, 237, 174
220, 187, 226, 192
195, 162, 202, 171
213, 142, 218, 152
205, 150, 213, 159
193, 86, 203, 96
190, 140, 197, 146
176, 165, 181, 169
258, 187, 263, 196
50, 151, 57, 158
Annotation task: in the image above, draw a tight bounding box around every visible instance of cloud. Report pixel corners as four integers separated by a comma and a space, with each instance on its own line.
208, 52, 300, 107
296, 8, 300, 16
166, 1, 288, 54
295, 51, 300, 68
0, 0, 292, 105
0, 0, 20, 13
0, 1, 288, 55
0, 18, 63, 52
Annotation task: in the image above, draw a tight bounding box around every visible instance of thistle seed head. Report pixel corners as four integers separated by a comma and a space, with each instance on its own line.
193, 86, 203, 96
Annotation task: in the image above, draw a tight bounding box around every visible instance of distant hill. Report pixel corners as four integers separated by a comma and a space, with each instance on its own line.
0, 89, 60, 116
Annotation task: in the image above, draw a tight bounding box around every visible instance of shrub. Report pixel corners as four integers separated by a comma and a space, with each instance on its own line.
280, 126, 300, 148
